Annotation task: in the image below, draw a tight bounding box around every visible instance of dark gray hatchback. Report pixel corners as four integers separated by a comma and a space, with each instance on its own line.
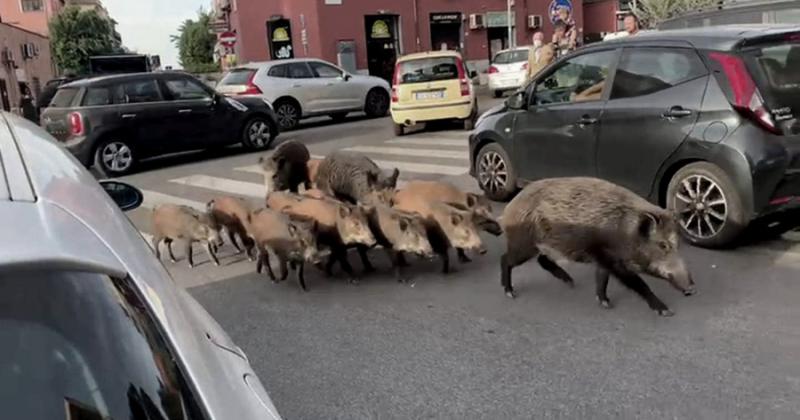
469, 25, 800, 248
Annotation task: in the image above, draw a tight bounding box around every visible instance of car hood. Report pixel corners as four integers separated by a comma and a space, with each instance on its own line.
476, 102, 508, 127
350, 74, 390, 88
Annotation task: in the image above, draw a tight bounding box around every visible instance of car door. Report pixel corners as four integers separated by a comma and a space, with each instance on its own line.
308, 61, 360, 111
161, 75, 221, 148
595, 46, 709, 197
512, 49, 619, 181
286, 61, 322, 114
113, 78, 174, 155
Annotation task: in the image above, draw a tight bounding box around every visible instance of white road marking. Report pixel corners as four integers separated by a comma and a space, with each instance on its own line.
235, 154, 325, 175
170, 175, 263, 198
385, 138, 468, 148
343, 146, 467, 160
141, 190, 207, 211
373, 159, 467, 176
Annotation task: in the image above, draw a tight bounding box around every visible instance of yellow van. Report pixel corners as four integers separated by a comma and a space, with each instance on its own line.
390, 51, 478, 136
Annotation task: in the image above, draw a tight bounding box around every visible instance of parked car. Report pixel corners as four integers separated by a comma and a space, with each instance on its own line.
390, 50, 479, 136
469, 25, 800, 248
0, 111, 281, 419
36, 75, 83, 114
216, 58, 391, 130
40, 72, 279, 177
488, 46, 531, 98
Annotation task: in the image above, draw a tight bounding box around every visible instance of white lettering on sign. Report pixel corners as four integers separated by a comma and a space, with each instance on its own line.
325, 0, 342, 4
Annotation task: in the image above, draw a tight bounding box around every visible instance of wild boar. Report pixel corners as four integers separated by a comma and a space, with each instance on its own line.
301, 188, 332, 200
246, 208, 326, 291
267, 191, 376, 282
259, 140, 311, 195
151, 204, 223, 268
314, 151, 399, 206
207, 196, 256, 260
356, 205, 434, 282
306, 158, 323, 187
394, 180, 502, 263
500, 177, 696, 316
393, 194, 486, 274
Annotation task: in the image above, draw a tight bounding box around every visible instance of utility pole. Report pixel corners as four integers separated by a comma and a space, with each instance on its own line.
507, 0, 514, 48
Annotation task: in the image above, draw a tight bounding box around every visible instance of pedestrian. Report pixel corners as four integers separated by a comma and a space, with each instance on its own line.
624, 13, 641, 36
530, 31, 545, 62
528, 44, 555, 81
553, 6, 578, 53
18, 84, 37, 123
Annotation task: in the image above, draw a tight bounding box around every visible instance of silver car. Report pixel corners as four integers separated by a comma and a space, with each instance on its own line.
0, 112, 281, 419
217, 58, 391, 130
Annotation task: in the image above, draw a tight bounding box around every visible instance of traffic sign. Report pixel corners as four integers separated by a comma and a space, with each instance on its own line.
219, 31, 237, 47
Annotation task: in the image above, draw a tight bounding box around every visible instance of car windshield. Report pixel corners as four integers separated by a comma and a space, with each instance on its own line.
398, 57, 460, 84
493, 50, 529, 64
219, 68, 256, 86
49, 87, 79, 108
0, 270, 202, 420
743, 41, 800, 115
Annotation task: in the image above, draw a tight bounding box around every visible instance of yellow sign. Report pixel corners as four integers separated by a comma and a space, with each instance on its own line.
371, 20, 391, 39
273, 27, 290, 42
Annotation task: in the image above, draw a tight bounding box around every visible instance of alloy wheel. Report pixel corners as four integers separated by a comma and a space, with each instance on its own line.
674, 174, 728, 239
367, 91, 388, 116
276, 104, 298, 129
478, 151, 508, 195
248, 120, 271, 148
101, 142, 133, 173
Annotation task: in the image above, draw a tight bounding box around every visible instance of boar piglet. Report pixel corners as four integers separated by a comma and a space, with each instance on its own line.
207, 196, 256, 260
393, 194, 486, 274
246, 208, 327, 291
356, 205, 434, 283
259, 140, 311, 195
501, 177, 695, 316
315, 151, 399, 206
151, 204, 223, 268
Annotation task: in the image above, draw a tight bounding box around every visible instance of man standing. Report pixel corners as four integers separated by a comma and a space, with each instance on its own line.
624, 14, 641, 36
531, 31, 545, 61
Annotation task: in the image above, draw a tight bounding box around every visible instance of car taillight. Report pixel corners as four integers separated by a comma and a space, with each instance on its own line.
709, 52, 780, 135
391, 62, 401, 102
69, 112, 83, 136
488, 66, 499, 74
242, 71, 262, 95
456, 57, 470, 97
522, 62, 529, 71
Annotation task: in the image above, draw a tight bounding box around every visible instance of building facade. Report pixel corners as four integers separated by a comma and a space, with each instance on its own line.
215, 0, 583, 80
0, 0, 65, 36
0, 22, 54, 113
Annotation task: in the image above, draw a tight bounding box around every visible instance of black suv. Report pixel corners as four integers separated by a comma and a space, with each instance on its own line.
41, 72, 279, 176
470, 25, 800, 248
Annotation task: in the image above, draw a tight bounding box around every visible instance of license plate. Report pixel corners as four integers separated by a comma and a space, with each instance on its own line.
415, 91, 444, 100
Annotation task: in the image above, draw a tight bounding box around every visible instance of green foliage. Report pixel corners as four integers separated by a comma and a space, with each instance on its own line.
634, 0, 719, 27
172, 10, 219, 73
49, 6, 123, 74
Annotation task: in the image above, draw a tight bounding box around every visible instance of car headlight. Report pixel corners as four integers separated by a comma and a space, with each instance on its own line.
261, 98, 273, 110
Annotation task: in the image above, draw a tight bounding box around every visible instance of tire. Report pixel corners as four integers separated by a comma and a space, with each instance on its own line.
393, 123, 405, 136
493, 90, 503, 98
463, 103, 478, 131
666, 162, 747, 248
475, 142, 518, 202
94, 138, 136, 178
274, 100, 300, 131
330, 112, 348, 122
242, 116, 276, 151
364, 88, 390, 118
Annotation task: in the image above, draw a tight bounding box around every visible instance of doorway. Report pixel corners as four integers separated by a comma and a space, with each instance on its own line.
487, 27, 514, 60
430, 12, 462, 51
0, 79, 10, 112
364, 15, 399, 83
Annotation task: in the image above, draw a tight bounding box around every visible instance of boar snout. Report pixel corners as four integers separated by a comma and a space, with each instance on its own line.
655, 255, 695, 295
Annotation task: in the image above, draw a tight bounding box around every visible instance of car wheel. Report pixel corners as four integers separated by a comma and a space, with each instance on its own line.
242, 117, 275, 151
94, 139, 136, 178
365, 89, 389, 118
330, 112, 348, 122
393, 123, 405, 136
463, 104, 478, 131
493, 90, 503, 98
476, 143, 518, 202
666, 162, 747, 248
274, 100, 300, 130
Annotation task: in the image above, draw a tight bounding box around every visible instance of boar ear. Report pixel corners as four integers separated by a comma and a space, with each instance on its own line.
287, 223, 298, 238
338, 205, 351, 218
466, 193, 478, 208
386, 168, 400, 188
366, 171, 378, 187
638, 212, 660, 238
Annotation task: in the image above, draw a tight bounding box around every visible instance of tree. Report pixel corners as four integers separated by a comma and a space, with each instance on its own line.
172, 10, 219, 73
49, 6, 123, 74
634, 0, 719, 27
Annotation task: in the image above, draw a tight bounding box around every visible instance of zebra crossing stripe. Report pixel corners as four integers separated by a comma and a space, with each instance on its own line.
343, 146, 467, 160
170, 175, 263, 198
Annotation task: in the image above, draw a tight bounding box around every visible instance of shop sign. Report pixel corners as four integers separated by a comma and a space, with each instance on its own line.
485, 11, 516, 28
370, 19, 391, 39
273, 27, 290, 42
431, 13, 461, 25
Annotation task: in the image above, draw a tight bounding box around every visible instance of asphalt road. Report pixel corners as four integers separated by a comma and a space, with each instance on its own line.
120, 93, 800, 419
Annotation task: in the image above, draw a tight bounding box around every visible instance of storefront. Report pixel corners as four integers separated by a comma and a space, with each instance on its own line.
364, 15, 400, 82
429, 12, 463, 51
267, 18, 294, 60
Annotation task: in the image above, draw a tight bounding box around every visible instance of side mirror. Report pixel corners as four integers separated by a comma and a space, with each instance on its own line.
100, 180, 144, 212
343, 73, 352, 81
506, 90, 527, 110
469, 70, 478, 79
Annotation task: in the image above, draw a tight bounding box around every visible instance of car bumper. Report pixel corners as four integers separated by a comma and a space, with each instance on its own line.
391, 100, 474, 125
488, 75, 527, 91
63, 136, 93, 166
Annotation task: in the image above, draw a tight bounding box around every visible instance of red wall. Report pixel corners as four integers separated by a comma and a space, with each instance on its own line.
230, 0, 585, 68
583, 0, 617, 36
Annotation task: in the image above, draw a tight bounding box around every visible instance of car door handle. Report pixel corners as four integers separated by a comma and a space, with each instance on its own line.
121, 113, 137, 119
178, 109, 192, 114
577, 116, 598, 126
662, 107, 693, 119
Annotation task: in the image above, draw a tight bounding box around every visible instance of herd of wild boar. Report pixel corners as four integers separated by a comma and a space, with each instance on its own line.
151, 140, 696, 316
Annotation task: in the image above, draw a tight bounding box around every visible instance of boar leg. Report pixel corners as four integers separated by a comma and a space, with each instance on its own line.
387, 250, 411, 283
256, 247, 277, 281
153, 236, 164, 260
163, 238, 178, 263
185, 240, 195, 268
439, 250, 452, 274
456, 248, 472, 263
501, 250, 537, 299
595, 267, 612, 309
292, 261, 308, 291
395, 252, 410, 267
357, 245, 376, 273
205, 242, 220, 266
279, 258, 290, 282
610, 266, 673, 317
336, 250, 358, 284
536, 255, 575, 288
227, 229, 242, 253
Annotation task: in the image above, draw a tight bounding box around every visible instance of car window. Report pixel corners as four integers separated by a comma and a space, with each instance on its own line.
114, 79, 162, 104
219, 68, 256, 86
493, 50, 529, 64
164, 78, 212, 101
611, 48, 707, 100
288, 63, 314, 79
82, 86, 115, 106
309, 62, 342, 78
0, 270, 203, 420
533, 50, 617, 105
49, 87, 79, 108
743, 42, 800, 118
268, 64, 288, 78
397, 57, 460, 84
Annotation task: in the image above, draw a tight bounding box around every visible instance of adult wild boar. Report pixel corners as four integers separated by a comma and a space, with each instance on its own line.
259, 140, 311, 195
501, 177, 695, 316
315, 151, 399, 205
151, 204, 223, 268
207, 196, 256, 260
